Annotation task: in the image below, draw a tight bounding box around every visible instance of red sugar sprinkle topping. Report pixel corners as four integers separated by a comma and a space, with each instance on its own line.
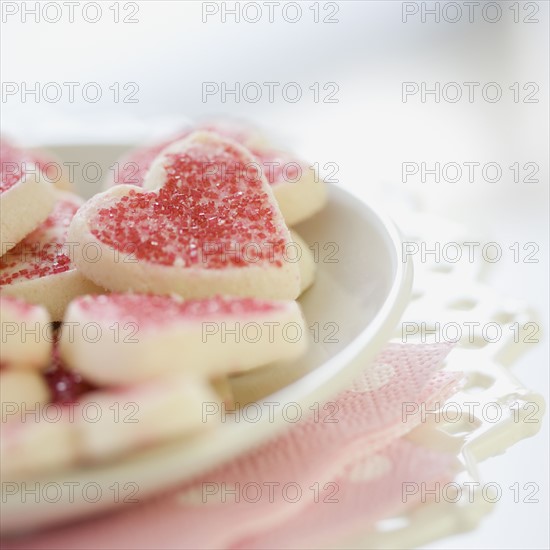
0, 199, 79, 285
90, 141, 287, 269
76, 294, 283, 326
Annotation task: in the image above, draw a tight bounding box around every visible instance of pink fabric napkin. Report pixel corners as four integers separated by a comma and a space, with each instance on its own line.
3, 343, 463, 550
239, 438, 458, 549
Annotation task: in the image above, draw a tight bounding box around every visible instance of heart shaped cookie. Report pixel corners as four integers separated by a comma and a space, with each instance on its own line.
60, 293, 307, 385
70, 132, 301, 299
104, 119, 326, 226
1, 138, 57, 252
0, 191, 105, 320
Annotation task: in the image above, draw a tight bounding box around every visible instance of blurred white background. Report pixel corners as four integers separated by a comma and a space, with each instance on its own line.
2, 1, 548, 548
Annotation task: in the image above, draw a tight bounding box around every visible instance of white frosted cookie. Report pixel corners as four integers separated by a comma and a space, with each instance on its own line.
103, 119, 326, 226
242, 146, 326, 226
60, 294, 307, 386
69, 132, 301, 300
0, 191, 105, 320
0, 295, 52, 370
1, 140, 57, 253
0, 370, 50, 406
76, 375, 216, 461
290, 230, 316, 294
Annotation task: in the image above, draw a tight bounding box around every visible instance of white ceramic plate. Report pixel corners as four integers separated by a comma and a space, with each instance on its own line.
1, 145, 412, 535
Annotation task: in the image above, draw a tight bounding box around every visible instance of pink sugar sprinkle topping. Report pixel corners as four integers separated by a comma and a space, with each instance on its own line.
75, 294, 283, 326
0, 199, 79, 285
90, 140, 287, 269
